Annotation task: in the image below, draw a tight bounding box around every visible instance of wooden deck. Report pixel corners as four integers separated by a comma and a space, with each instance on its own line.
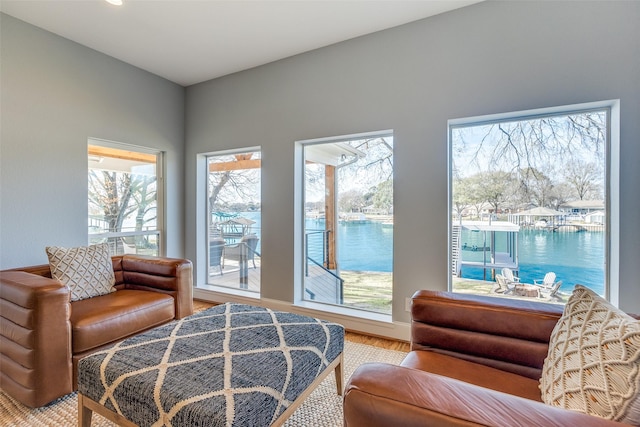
206, 256, 261, 292
303, 263, 343, 304
204, 256, 342, 304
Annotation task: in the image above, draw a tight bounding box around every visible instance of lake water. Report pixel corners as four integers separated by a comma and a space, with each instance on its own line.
332, 219, 394, 272
459, 228, 605, 295
235, 213, 604, 295
234, 213, 394, 272
327, 219, 604, 295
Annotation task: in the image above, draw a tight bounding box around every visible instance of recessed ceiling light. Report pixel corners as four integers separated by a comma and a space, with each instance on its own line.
105, 0, 123, 5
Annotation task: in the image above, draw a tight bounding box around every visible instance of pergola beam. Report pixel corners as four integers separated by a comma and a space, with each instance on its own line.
88, 145, 156, 163
208, 159, 261, 172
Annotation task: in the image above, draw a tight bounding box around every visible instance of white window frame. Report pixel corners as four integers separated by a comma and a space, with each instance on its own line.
447, 100, 620, 304
294, 130, 394, 321
87, 138, 165, 256
197, 146, 262, 299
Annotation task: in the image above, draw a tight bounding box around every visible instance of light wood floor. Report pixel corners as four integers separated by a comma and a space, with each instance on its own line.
193, 299, 410, 353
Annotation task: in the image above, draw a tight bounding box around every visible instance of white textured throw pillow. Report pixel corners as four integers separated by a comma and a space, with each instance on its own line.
540, 285, 640, 424
46, 243, 116, 301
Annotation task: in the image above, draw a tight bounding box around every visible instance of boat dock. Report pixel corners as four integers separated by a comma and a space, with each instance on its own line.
452, 220, 520, 279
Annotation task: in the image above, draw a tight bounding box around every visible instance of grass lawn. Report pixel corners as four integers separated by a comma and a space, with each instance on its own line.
341, 271, 392, 314
339, 272, 567, 314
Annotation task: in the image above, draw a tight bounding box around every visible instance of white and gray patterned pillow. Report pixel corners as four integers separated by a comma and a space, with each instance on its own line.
539, 285, 640, 424
46, 243, 116, 301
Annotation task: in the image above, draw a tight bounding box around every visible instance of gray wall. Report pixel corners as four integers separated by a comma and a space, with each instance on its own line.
185, 1, 640, 322
0, 14, 186, 268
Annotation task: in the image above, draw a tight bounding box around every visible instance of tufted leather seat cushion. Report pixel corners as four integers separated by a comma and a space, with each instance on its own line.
401, 350, 543, 402
71, 289, 174, 353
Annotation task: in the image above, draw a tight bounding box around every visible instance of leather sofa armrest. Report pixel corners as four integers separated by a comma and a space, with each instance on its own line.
120, 255, 193, 319
0, 271, 73, 407
344, 363, 623, 427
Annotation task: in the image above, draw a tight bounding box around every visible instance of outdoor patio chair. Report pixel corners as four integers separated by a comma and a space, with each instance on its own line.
533, 271, 556, 288
209, 237, 225, 275
223, 234, 260, 268
501, 268, 521, 285
494, 274, 515, 294
241, 233, 260, 268
540, 280, 562, 299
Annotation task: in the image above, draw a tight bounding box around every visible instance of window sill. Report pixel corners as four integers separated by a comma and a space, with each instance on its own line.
293, 300, 392, 324
192, 287, 410, 341
194, 283, 260, 301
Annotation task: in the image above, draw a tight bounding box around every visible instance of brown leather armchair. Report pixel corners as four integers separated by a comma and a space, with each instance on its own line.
0, 254, 193, 408
344, 290, 632, 427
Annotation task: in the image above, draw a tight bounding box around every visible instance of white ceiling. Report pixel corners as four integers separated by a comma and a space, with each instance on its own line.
0, 0, 480, 86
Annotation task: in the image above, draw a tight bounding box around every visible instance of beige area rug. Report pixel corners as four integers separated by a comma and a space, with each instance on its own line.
0, 341, 406, 427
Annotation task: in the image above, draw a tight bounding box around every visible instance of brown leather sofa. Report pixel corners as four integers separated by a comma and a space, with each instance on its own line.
0, 254, 193, 408
344, 290, 633, 427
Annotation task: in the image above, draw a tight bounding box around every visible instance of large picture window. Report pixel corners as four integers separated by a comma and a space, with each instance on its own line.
300, 132, 393, 315
205, 149, 261, 293
88, 142, 162, 256
449, 102, 616, 303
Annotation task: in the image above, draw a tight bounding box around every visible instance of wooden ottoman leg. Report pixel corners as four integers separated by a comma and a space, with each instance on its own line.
335, 352, 344, 396
78, 393, 138, 427
78, 394, 93, 427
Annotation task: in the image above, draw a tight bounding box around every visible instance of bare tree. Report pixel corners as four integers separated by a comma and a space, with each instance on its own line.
339, 189, 365, 213
88, 170, 156, 252
89, 170, 135, 232
342, 137, 394, 187
208, 171, 231, 217
305, 163, 325, 205
132, 175, 157, 230
564, 160, 602, 200
207, 153, 261, 226
131, 175, 157, 248
453, 111, 606, 181
452, 110, 606, 216
452, 176, 473, 218
474, 171, 514, 213
465, 175, 487, 219
337, 137, 394, 213
516, 167, 556, 207
548, 182, 573, 211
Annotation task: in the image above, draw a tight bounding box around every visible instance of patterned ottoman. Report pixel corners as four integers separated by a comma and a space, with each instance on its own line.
77, 303, 344, 427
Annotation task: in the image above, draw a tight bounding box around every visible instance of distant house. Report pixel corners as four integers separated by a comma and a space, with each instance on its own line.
560, 200, 604, 215
585, 210, 605, 224
363, 205, 389, 215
